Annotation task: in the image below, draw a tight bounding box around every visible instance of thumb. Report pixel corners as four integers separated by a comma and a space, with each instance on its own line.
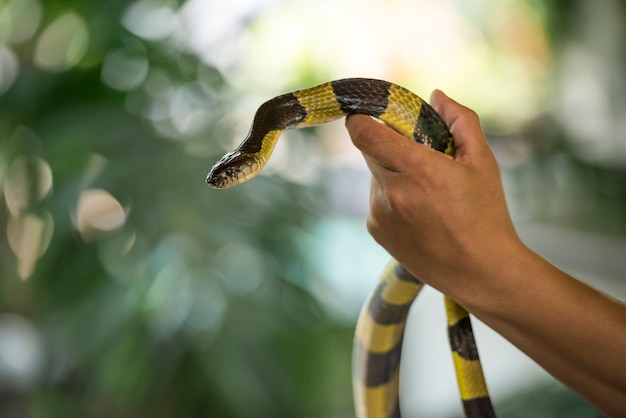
345, 114, 442, 173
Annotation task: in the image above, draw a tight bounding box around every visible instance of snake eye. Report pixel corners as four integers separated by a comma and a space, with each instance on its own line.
206, 151, 260, 189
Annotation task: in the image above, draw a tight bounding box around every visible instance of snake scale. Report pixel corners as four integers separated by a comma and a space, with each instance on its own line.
206, 78, 496, 418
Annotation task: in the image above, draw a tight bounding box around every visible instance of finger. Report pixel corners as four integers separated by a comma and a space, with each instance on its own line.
346, 114, 437, 173
429, 90, 492, 161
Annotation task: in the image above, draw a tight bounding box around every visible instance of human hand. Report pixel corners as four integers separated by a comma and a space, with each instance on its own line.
346, 90, 523, 302
348, 90, 626, 416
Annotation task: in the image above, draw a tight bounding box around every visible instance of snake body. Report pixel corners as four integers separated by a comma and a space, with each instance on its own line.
207, 78, 496, 418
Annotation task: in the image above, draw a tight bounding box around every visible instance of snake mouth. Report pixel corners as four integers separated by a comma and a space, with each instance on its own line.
206, 151, 261, 189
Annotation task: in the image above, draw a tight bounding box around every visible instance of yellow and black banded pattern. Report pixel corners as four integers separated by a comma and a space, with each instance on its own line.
206, 79, 453, 189
445, 298, 496, 418
245, 78, 453, 154
353, 261, 423, 418
206, 78, 495, 418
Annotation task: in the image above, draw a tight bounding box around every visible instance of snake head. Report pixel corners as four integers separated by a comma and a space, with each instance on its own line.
206, 151, 263, 189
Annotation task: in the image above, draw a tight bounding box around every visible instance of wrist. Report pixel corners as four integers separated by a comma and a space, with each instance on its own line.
443, 234, 537, 318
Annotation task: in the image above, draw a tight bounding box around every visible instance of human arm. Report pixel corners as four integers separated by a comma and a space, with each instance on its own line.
345, 90, 626, 417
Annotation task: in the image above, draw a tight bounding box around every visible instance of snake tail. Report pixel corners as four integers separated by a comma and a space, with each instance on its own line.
445, 297, 496, 418
206, 78, 454, 189
353, 260, 423, 418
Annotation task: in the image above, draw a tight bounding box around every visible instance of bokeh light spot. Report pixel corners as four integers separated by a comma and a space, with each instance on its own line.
0, 0, 42, 44
101, 48, 149, 91
0, 314, 43, 390
75, 189, 126, 240
0, 45, 19, 94
4, 155, 53, 217
169, 82, 216, 136
7, 211, 54, 280
34, 11, 89, 73
122, 1, 179, 42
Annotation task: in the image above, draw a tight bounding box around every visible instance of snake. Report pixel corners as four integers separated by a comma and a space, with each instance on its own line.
206, 78, 496, 418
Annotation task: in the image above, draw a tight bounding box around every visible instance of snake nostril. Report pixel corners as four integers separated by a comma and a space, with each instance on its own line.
206, 173, 220, 188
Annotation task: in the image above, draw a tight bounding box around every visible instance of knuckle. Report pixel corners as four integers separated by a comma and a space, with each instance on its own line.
463, 108, 483, 131
464, 107, 480, 121
384, 187, 411, 220
368, 197, 386, 228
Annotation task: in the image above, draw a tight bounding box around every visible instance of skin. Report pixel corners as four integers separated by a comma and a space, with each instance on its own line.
345, 90, 626, 417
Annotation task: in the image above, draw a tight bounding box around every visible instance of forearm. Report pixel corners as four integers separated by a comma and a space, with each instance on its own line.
450, 242, 626, 417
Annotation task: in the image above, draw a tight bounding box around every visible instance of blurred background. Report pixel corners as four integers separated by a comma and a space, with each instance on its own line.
0, 0, 624, 416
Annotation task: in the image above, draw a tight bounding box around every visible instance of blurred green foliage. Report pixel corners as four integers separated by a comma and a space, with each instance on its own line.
0, 0, 624, 417
0, 1, 354, 417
